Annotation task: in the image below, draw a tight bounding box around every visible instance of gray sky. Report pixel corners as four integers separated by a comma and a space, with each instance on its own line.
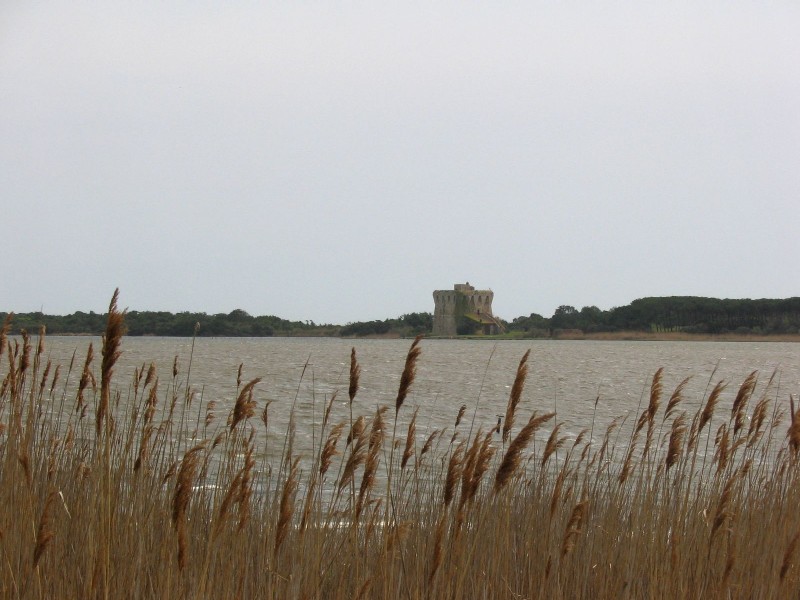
2, 2, 798, 324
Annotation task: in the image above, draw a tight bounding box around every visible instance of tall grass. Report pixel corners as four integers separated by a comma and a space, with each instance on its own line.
1, 293, 799, 598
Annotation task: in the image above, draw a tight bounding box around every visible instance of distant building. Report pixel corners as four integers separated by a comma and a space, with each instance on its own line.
432, 282, 504, 336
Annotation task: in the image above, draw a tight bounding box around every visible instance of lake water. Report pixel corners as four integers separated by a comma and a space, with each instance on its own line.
36, 336, 800, 465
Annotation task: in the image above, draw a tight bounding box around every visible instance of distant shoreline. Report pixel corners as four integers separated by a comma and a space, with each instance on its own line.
429, 331, 800, 342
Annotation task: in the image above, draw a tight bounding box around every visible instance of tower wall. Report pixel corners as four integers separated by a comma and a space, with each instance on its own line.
433, 283, 495, 336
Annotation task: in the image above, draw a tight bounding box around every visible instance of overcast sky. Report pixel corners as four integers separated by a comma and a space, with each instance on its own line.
1, 2, 798, 324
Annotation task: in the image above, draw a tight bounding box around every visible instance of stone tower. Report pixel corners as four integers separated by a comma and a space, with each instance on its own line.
432, 282, 502, 336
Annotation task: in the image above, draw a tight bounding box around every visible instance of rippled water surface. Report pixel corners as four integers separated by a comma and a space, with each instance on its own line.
39, 336, 800, 461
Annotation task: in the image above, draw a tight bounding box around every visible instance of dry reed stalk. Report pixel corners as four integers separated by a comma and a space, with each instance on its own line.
357, 406, 387, 519
98, 289, 126, 436
349, 347, 361, 404
33, 490, 57, 568
699, 381, 727, 433
714, 424, 730, 475
274, 456, 301, 558
427, 513, 447, 590
666, 412, 688, 471
76, 343, 94, 414
355, 578, 373, 600
401, 407, 418, 470
541, 421, 565, 468
459, 432, 482, 508
444, 440, 466, 507
214, 470, 243, 538
467, 431, 496, 501
420, 430, 439, 459
561, 499, 589, 558
319, 422, 346, 477
143, 362, 156, 388
731, 370, 758, 437
237, 441, 256, 532
346, 415, 366, 446
455, 404, 467, 429
788, 396, 800, 456
17, 329, 30, 378
780, 530, 800, 582
647, 367, 664, 424
665, 376, 691, 420
0, 313, 11, 359
550, 465, 571, 518
747, 394, 770, 447
322, 390, 337, 430
618, 428, 640, 485
339, 423, 368, 493
495, 412, 555, 492
230, 377, 262, 432
396, 335, 422, 414
37, 359, 51, 402
133, 424, 153, 473
710, 472, 737, 546
172, 443, 205, 570
503, 349, 530, 443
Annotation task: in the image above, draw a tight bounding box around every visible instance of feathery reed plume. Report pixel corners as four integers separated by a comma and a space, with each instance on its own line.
715, 424, 730, 475
401, 407, 418, 469
396, 335, 422, 414
665, 376, 691, 420
699, 381, 727, 433
495, 412, 555, 492
98, 289, 126, 436
172, 443, 205, 570
666, 412, 688, 471
747, 394, 770, 447
18, 329, 30, 377
349, 347, 361, 404
636, 367, 663, 432
541, 421, 565, 468
444, 440, 466, 507
274, 456, 300, 557
787, 395, 800, 456
320, 422, 345, 478
339, 423, 368, 493
346, 415, 366, 446
503, 349, 530, 443
459, 432, 482, 509
357, 406, 387, 518
230, 377, 262, 432
33, 490, 57, 569
732, 370, 758, 437
455, 404, 467, 428
420, 430, 439, 459
322, 391, 337, 429
467, 431, 496, 501
780, 530, 800, 582
76, 342, 94, 413
561, 499, 589, 558
618, 427, 640, 485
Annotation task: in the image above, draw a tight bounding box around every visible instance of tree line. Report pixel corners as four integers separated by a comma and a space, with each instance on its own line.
508, 296, 800, 336
2, 296, 799, 337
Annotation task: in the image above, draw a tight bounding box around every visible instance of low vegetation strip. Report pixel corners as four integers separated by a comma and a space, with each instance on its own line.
1, 293, 799, 598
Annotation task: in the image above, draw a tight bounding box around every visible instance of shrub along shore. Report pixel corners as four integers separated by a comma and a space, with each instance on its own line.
1, 291, 800, 598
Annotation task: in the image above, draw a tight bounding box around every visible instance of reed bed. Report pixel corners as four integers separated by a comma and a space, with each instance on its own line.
1, 294, 800, 599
